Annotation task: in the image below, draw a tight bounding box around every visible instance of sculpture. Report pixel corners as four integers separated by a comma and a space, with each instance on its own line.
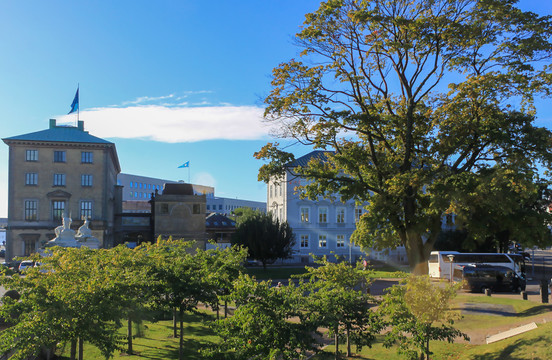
48, 214, 78, 248
75, 218, 100, 249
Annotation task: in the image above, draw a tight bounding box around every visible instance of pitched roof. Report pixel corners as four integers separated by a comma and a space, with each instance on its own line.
3, 126, 112, 145
205, 213, 236, 229
285, 150, 333, 168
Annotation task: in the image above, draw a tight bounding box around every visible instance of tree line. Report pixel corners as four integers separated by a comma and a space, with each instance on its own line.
0, 241, 465, 360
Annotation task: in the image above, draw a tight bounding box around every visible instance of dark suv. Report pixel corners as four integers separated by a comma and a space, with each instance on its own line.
462, 264, 526, 293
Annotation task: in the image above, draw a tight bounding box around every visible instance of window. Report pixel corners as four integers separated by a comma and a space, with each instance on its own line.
25, 173, 38, 186
279, 184, 282, 196
319, 207, 328, 223
53, 174, 66, 186
81, 151, 93, 163
336, 235, 345, 248
279, 208, 283, 221
130, 181, 134, 188
269, 185, 273, 198
355, 208, 363, 222
80, 201, 92, 219
160, 204, 169, 214
300, 207, 310, 223
24, 200, 38, 221
24, 239, 36, 256
193, 204, 201, 214
318, 235, 327, 248
81, 174, 93, 187
336, 208, 345, 223
300, 234, 309, 248
26, 150, 38, 161
54, 151, 66, 163
52, 201, 65, 221
219, 205, 223, 210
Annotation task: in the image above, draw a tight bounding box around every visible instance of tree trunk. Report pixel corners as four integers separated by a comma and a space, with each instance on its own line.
70, 340, 76, 360
346, 326, 351, 357
224, 299, 228, 318
78, 338, 83, 360
179, 307, 184, 360
127, 316, 133, 354
334, 326, 339, 360
173, 307, 178, 338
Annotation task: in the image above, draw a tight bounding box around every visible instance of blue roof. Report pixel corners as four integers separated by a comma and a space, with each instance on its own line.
286, 150, 333, 168
3, 125, 112, 144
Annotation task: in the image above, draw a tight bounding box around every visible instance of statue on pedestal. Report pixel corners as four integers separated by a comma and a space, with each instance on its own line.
47, 214, 79, 248
75, 218, 101, 249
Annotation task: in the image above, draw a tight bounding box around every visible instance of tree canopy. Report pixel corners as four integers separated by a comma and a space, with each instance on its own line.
231, 212, 295, 268
256, 0, 552, 272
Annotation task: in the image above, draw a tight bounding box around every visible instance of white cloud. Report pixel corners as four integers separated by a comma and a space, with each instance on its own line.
57, 105, 269, 143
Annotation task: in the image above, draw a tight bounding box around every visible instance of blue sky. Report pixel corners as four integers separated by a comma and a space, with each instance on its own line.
0, 0, 551, 218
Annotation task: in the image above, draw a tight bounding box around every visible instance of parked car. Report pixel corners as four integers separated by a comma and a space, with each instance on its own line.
18, 260, 35, 273
462, 264, 526, 293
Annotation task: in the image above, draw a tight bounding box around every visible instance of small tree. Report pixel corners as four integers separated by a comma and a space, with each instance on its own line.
205, 274, 319, 360
300, 256, 381, 358
144, 239, 206, 360
380, 275, 468, 360
231, 212, 295, 268
0, 247, 131, 360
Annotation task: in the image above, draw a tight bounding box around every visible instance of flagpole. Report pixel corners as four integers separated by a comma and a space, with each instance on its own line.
77, 83, 80, 123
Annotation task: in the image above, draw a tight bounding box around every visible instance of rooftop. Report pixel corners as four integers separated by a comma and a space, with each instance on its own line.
3, 119, 113, 145
285, 150, 333, 168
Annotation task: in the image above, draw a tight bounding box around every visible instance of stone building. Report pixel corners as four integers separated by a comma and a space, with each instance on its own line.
151, 183, 207, 247
2, 119, 120, 259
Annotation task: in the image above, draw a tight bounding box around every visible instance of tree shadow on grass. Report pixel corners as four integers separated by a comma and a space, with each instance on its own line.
515, 305, 552, 317
468, 336, 548, 360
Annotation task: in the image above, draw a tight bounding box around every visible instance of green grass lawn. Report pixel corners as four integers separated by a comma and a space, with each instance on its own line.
314, 322, 552, 360
244, 263, 409, 281
57, 312, 220, 360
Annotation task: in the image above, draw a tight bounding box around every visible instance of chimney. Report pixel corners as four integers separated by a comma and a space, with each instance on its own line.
77, 121, 84, 131
49, 119, 57, 129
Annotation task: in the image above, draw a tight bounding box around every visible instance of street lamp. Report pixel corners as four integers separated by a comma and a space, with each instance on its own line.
447, 254, 455, 283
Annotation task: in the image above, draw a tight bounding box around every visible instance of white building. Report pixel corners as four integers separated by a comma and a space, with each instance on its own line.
268, 151, 407, 265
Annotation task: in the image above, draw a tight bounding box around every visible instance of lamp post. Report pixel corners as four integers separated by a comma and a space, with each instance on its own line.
447, 254, 455, 283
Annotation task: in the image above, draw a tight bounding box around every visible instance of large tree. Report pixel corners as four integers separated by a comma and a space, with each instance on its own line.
256, 0, 552, 272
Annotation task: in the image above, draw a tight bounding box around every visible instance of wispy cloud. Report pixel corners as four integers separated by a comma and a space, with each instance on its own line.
58, 104, 268, 143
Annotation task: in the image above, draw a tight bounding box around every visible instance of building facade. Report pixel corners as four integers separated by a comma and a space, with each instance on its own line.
118, 173, 215, 204
2, 120, 120, 259
268, 151, 407, 265
151, 183, 207, 246
206, 197, 266, 215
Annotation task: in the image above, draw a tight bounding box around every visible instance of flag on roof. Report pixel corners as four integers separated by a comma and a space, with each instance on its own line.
68, 87, 79, 114
178, 161, 190, 168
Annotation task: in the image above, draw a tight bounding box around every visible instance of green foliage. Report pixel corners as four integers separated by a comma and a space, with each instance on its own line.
301, 256, 382, 358
448, 165, 552, 251
0, 247, 141, 359
380, 275, 468, 360
231, 212, 295, 268
258, 0, 552, 271
232, 207, 264, 226
205, 274, 319, 360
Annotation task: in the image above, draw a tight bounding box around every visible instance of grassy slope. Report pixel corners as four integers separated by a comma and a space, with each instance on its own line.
57, 313, 220, 360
